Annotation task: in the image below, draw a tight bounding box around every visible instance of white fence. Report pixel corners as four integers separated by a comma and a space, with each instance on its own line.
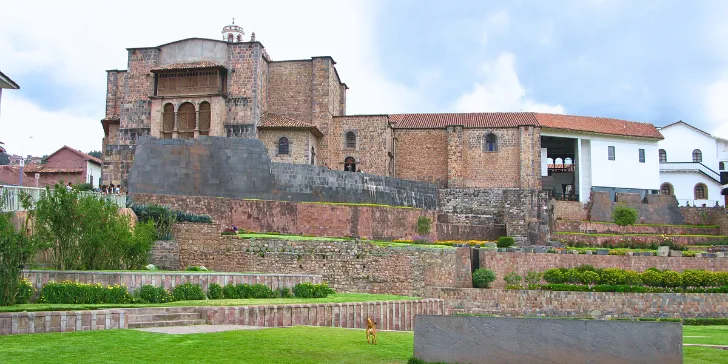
0, 185, 127, 212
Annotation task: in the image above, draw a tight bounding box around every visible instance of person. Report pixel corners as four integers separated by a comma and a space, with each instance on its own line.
66, 182, 73, 191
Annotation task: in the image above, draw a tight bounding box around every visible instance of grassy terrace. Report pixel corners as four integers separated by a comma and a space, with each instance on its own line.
235, 233, 456, 249
0, 326, 724, 363
242, 198, 418, 209
557, 220, 720, 229
554, 232, 727, 238
0, 293, 419, 313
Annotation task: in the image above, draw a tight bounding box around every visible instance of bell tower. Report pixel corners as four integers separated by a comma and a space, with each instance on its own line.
221, 18, 245, 43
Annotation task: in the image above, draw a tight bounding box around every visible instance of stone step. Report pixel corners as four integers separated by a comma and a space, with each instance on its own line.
124, 307, 200, 315
128, 319, 207, 329
127, 313, 202, 324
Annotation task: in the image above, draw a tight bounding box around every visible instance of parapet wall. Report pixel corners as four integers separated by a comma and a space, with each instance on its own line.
128, 136, 438, 209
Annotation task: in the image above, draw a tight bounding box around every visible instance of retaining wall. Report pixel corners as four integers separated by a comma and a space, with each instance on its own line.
553, 232, 721, 246
426, 287, 728, 319
554, 220, 720, 236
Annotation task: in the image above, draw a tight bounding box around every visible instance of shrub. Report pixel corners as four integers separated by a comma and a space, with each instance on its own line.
0, 192, 39, 306
185, 266, 208, 272
72, 182, 95, 192
661, 270, 683, 288
623, 270, 643, 286
293, 283, 335, 298
235, 283, 252, 299
716, 272, 728, 286
599, 268, 627, 285
38, 281, 133, 304
207, 283, 224, 300
612, 205, 638, 226
496, 236, 515, 248
581, 271, 600, 285
250, 283, 274, 299
221, 228, 237, 236
575, 264, 596, 273
524, 271, 542, 285
172, 283, 205, 301
222, 283, 238, 299
472, 268, 497, 288
564, 269, 583, 284
15, 278, 34, 304
175, 211, 213, 223
641, 270, 663, 287
503, 272, 522, 286
130, 203, 176, 240
275, 287, 293, 298
416, 216, 432, 236
543, 268, 565, 284
138, 285, 172, 303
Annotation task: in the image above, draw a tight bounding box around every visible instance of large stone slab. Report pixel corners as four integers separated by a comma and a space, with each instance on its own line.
413, 315, 682, 364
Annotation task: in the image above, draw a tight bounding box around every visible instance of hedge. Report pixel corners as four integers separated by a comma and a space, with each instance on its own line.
538, 268, 728, 289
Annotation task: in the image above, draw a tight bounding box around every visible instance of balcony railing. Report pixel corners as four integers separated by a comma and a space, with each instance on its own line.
659, 162, 721, 183
1, 185, 126, 212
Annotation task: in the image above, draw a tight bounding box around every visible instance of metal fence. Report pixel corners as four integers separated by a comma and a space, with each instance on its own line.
0, 185, 127, 212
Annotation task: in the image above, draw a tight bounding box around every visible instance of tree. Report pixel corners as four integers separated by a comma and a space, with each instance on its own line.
0, 192, 42, 305
87, 151, 102, 159
0, 152, 9, 165
40, 155, 49, 165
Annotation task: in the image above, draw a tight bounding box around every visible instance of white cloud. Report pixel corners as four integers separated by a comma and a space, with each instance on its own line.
0, 0, 425, 155
454, 53, 565, 114
704, 72, 728, 139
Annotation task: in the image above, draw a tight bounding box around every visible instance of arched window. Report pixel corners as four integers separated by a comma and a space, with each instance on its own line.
660, 183, 673, 196
199, 102, 211, 136
344, 156, 356, 172
693, 149, 703, 163
236, 34, 242, 42
485, 133, 497, 152
278, 137, 290, 155
345, 131, 356, 149
227, 33, 233, 42
720, 162, 725, 171
177, 102, 196, 139
659, 149, 667, 163
695, 183, 707, 200
310, 146, 315, 165
162, 103, 174, 139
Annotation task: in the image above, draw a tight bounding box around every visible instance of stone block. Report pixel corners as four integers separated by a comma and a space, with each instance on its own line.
596, 249, 609, 255
534, 246, 548, 253
586, 250, 593, 255
413, 315, 682, 364
657, 246, 670, 257
484, 242, 497, 249
669, 250, 682, 257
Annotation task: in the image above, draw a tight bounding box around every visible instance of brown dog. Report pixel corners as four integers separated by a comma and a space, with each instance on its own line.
366, 317, 377, 345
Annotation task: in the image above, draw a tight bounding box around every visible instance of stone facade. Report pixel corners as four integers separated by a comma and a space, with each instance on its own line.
588, 191, 684, 224
426, 287, 728, 319
554, 200, 588, 221
478, 250, 728, 289
149, 240, 180, 270
553, 232, 720, 246
681, 206, 728, 236
170, 223, 470, 297
258, 129, 318, 165
555, 220, 720, 236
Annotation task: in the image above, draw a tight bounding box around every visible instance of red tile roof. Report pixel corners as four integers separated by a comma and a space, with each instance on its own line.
151, 61, 224, 72
534, 113, 663, 140
389, 112, 662, 139
23, 166, 82, 173
258, 113, 323, 137
389, 112, 539, 129
45, 146, 102, 165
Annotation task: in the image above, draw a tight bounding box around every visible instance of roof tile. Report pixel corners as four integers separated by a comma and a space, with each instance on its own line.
389, 112, 539, 129
258, 113, 323, 137
151, 61, 224, 71
534, 113, 663, 139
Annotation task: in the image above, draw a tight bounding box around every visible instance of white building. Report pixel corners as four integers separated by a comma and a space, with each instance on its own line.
538, 113, 663, 204
0, 70, 20, 153
657, 121, 728, 207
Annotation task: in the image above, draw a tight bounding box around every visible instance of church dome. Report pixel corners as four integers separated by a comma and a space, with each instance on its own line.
222, 19, 245, 43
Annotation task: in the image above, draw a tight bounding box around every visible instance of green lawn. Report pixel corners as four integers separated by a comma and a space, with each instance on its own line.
0, 327, 414, 364
0, 326, 726, 363
554, 232, 727, 238
0, 293, 419, 313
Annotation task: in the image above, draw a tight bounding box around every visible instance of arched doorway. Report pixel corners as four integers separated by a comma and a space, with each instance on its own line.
344, 157, 356, 172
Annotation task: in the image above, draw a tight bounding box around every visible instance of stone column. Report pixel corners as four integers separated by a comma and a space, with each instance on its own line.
194, 111, 200, 138
172, 112, 179, 138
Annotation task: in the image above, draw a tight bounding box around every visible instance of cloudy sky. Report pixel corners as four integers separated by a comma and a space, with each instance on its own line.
2, 0, 728, 156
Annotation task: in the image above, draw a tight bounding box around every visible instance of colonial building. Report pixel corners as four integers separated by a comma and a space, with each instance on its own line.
657, 121, 728, 206
102, 22, 664, 203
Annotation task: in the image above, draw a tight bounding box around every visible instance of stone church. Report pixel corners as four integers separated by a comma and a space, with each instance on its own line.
102, 21, 661, 196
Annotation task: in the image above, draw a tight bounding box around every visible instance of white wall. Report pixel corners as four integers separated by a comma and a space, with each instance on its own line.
660, 172, 723, 207
540, 148, 548, 176
658, 123, 719, 170
580, 139, 592, 202
87, 162, 102, 188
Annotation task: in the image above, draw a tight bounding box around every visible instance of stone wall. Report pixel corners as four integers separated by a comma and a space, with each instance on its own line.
149, 240, 180, 270
439, 188, 550, 244
554, 220, 721, 235
478, 250, 728, 289
172, 223, 470, 296
331, 115, 392, 176
128, 136, 438, 209
0, 299, 444, 335
553, 232, 720, 246
554, 200, 588, 221
588, 192, 684, 224
682, 206, 728, 236
426, 287, 728, 319
22, 270, 321, 298
394, 129, 448, 188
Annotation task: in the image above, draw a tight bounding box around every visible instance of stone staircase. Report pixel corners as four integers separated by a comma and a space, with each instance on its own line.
127, 307, 206, 329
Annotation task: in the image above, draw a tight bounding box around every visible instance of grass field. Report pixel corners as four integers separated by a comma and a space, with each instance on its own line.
0, 325, 726, 363
0, 293, 418, 313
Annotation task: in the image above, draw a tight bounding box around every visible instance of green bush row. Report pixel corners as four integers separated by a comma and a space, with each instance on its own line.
130, 203, 212, 240
540, 267, 728, 288
38, 281, 133, 304
15, 278, 34, 304
534, 283, 728, 293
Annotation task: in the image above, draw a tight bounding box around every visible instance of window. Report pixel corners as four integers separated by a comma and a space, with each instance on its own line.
693, 149, 703, 163
310, 146, 315, 165
660, 183, 673, 196
198, 102, 211, 136
236, 34, 242, 42
177, 102, 196, 139
638, 149, 645, 163
344, 156, 356, 172
227, 33, 233, 42
485, 133, 498, 152
162, 103, 174, 139
277, 137, 290, 155
345, 132, 356, 149
721, 162, 726, 171
694, 183, 707, 200
608, 146, 615, 160
659, 149, 666, 163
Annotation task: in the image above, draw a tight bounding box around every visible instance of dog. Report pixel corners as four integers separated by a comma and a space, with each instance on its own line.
366, 317, 377, 345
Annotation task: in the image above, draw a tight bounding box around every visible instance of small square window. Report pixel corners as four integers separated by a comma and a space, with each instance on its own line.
608, 146, 615, 161
638, 149, 645, 163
